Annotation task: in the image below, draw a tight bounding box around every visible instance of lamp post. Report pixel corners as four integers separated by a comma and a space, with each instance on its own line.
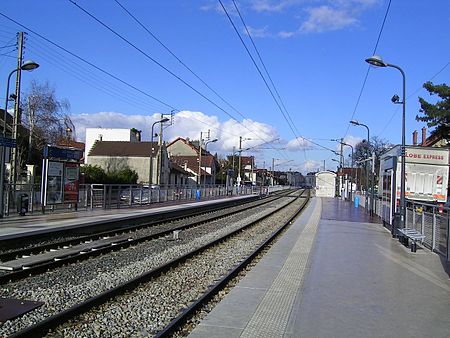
366, 55, 406, 234
0, 60, 39, 218
149, 117, 169, 186
203, 138, 217, 187
350, 119, 372, 214
333, 140, 354, 201
237, 136, 251, 187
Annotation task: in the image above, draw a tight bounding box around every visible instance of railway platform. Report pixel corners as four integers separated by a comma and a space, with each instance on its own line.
0, 194, 256, 240
189, 197, 450, 338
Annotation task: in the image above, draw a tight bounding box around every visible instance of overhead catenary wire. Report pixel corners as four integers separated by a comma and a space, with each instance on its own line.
343, 0, 392, 138
113, 0, 249, 122
0, 11, 178, 112
69, 0, 290, 159
376, 59, 450, 137
219, 0, 335, 154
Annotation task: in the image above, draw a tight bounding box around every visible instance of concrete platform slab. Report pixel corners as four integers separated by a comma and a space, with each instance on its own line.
189, 197, 450, 338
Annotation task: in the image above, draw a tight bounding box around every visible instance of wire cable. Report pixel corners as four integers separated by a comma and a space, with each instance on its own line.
343, 0, 392, 137
219, 0, 334, 154
0, 11, 178, 111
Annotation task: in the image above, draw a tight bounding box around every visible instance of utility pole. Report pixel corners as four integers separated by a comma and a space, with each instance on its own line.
272, 158, 275, 186
10, 32, 24, 194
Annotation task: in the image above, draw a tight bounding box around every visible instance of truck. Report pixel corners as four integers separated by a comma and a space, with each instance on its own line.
379, 145, 449, 226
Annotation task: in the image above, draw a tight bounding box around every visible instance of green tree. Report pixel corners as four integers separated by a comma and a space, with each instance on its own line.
416, 81, 450, 139
80, 165, 107, 183
107, 168, 138, 184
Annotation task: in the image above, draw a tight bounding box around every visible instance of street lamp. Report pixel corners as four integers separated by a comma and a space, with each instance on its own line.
350, 119, 372, 214
149, 117, 169, 185
0, 60, 39, 218
237, 136, 251, 186
202, 138, 217, 187
333, 139, 354, 201
366, 55, 406, 235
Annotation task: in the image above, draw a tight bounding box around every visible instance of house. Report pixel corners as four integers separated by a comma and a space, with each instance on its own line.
413, 127, 450, 148
88, 140, 170, 185
167, 137, 218, 185
240, 156, 256, 184
85, 128, 141, 165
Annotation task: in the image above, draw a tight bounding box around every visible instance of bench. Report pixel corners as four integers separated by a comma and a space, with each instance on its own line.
397, 228, 425, 252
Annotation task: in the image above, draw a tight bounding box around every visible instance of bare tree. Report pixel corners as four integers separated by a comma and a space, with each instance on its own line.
20, 80, 73, 166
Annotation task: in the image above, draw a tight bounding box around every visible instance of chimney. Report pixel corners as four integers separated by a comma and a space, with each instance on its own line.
136, 130, 141, 142
421, 127, 427, 146
412, 130, 418, 146
98, 134, 103, 142
184, 161, 188, 171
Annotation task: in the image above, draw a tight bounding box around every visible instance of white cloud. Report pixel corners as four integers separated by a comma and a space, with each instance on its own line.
286, 137, 313, 150
278, 30, 296, 38
250, 0, 303, 13
300, 5, 357, 33
302, 159, 323, 172
70, 110, 278, 156
246, 26, 271, 38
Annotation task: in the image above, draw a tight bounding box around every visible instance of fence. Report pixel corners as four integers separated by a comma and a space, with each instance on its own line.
2, 183, 282, 216
352, 192, 449, 261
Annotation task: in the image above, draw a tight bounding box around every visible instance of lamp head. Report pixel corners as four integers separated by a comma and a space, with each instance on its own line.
391, 94, 400, 103
211, 138, 218, 143
21, 60, 39, 71
365, 55, 387, 67
350, 119, 360, 126
160, 117, 169, 123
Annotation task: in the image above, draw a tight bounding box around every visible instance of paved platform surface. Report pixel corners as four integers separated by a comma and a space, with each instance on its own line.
0, 195, 254, 240
189, 197, 450, 338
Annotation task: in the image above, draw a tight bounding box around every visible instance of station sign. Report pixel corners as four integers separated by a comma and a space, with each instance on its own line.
43, 145, 83, 161
0, 136, 17, 148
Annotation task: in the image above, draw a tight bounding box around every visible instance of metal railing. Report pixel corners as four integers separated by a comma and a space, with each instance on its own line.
2, 183, 281, 216
352, 191, 449, 261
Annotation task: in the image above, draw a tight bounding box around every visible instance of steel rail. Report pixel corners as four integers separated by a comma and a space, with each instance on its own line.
0, 191, 292, 262
155, 190, 310, 337
0, 191, 296, 284
9, 190, 307, 337
0, 195, 265, 259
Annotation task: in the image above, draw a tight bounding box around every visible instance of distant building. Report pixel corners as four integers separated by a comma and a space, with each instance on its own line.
305, 172, 317, 188
85, 128, 141, 164
88, 140, 170, 185
167, 137, 218, 185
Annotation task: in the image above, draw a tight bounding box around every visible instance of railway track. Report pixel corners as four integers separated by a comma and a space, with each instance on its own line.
0, 191, 293, 282
0, 189, 308, 337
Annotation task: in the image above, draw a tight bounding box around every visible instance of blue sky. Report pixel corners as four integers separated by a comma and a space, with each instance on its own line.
0, 0, 449, 174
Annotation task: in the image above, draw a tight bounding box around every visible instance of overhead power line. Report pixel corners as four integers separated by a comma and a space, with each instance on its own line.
113, 0, 248, 122
219, 0, 334, 154
343, 0, 392, 137
0, 11, 178, 112
69, 0, 290, 158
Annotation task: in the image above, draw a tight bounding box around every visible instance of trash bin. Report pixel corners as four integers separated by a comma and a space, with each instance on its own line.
17, 193, 29, 216
354, 196, 359, 208
195, 189, 201, 201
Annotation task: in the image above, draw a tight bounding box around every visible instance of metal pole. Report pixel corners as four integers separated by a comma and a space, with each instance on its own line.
238, 136, 242, 186
198, 132, 203, 185
0, 69, 18, 218
11, 32, 24, 193
149, 121, 157, 185
387, 63, 406, 232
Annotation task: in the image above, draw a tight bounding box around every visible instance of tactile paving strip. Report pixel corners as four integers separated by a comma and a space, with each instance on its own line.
240, 198, 322, 338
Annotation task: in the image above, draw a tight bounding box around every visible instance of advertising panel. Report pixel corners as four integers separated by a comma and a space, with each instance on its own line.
46, 161, 64, 204
64, 162, 79, 203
